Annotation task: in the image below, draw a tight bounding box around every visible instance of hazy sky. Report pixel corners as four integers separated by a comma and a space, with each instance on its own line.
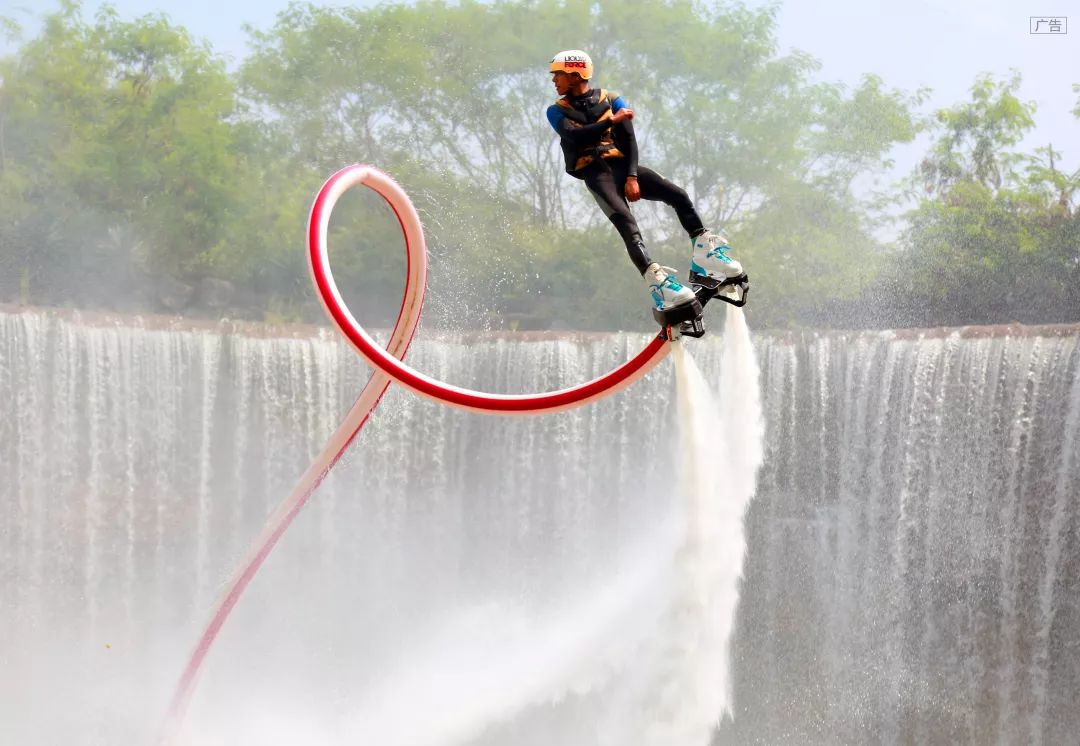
766, 0, 1077, 174
3, 0, 1077, 175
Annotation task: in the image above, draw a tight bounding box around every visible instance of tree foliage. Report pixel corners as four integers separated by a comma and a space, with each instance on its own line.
1, 0, 241, 308
882, 73, 1080, 326
235, 0, 922, 327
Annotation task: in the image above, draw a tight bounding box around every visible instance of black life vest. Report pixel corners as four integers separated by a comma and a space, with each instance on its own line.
554, 88, 625, 176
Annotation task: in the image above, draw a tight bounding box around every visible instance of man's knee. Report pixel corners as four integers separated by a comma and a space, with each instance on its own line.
666, 184, 692, 208
647, 176, 693, 210
609, 212, 640, 242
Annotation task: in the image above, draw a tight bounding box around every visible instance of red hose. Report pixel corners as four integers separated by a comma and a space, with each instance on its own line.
158, 165, 671, 742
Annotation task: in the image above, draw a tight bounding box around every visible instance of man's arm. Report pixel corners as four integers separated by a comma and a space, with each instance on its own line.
610, 97, 639, 178
546, 105, 618, 146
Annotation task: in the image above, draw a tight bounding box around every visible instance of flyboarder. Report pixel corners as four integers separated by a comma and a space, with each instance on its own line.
545, 49, 748, 333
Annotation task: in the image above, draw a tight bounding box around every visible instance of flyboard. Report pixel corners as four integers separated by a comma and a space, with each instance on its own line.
652, 269, 750, 340
158, 164, 747, 744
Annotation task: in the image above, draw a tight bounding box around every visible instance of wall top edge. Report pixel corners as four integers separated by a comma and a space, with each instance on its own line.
2, 304, 1078, 343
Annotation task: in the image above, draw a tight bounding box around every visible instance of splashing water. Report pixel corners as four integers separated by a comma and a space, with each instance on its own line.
335, 307, 766, 746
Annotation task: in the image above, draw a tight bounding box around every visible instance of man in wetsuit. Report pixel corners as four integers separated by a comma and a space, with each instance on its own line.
545, 49, 744, 313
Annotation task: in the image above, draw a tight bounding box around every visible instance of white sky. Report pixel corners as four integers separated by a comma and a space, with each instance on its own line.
2, 0, 1078, 176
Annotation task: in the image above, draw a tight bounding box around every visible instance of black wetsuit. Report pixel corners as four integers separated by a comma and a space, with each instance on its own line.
547, 89, 705, 274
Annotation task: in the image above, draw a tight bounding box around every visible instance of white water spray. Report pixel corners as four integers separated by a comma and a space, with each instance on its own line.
611, 306, 765, 745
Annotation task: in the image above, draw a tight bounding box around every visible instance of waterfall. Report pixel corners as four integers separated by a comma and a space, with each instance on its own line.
723, 327, 1080, 746
2, 309, 1078, 745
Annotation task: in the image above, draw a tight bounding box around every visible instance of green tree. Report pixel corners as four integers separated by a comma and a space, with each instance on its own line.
882, 72, 1078, 326
733, 73, 924, 325
919, 71, 1035, 194
0, 1, 241, 307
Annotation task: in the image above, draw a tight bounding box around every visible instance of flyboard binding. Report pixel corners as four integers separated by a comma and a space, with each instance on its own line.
654, 271, 750, 340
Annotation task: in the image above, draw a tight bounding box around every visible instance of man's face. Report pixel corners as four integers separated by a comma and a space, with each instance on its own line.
551, 71, 582, 95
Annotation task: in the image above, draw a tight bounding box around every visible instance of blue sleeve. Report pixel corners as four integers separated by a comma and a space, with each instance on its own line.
546, 105, 565, 133
611, 96, 627, 113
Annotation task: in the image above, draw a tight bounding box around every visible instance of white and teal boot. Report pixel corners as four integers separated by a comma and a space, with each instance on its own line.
690, 230, 744, 279
645, 263, 697, 310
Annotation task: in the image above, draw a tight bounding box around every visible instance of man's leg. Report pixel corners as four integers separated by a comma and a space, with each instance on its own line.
581, 162, 695, 310
636, 166, 744, 280
582, 161, 652, 273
